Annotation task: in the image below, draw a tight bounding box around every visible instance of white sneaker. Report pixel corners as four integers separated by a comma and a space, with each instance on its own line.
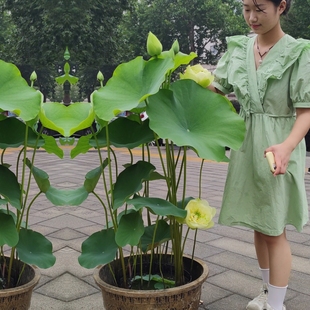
246, 283, 268, 310
263, 302, 286, 310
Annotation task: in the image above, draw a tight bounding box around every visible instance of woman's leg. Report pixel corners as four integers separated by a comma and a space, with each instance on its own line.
254, 230, 269, 270
257, 230, 291, 286
246, 232, 270, 309
256, 230, 291, 310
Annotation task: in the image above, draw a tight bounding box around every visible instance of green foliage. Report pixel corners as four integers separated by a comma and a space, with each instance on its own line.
78, 229, 118, 268
0, 213, 19, 247
282, 0, 310, 39
0, 0, 15, 60
2, 0, 132, 99
118, 0, 249, 64
74, 35, 246, 287
16, 229, 56, 268
0, 60, 75, 288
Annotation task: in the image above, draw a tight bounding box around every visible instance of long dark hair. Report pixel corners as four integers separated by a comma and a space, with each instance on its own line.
253, 0, 291, 15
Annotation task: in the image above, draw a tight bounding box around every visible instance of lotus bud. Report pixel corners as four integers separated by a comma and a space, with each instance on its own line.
179, 64, 214, 88
185, 198, 216, 230
146, 32, 162, 57
172, 40, 179, 55
64, 46, 70, 61
97, 71, 104, 87
30, 71, 37, 82
30, 71, 37, 87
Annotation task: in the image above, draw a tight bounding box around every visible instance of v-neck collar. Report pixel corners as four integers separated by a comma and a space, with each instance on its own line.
247, 37, 262, 106
254, 34, 287, 71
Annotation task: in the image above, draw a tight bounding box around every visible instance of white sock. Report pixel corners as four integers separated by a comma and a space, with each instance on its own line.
267, 283, 287, 310
259, 267, 269, 284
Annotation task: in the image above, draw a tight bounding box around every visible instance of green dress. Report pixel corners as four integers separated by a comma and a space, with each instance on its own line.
213, 34, 310, 236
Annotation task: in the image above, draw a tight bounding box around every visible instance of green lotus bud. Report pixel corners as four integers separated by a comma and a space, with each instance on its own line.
172, 40, 179, 55
64, 46, 70, 61
30, 71, 37, 87
146, 32, 163, 57
30, 71, 37, 82
97, 71, 104, 82
97, 71, 104, 88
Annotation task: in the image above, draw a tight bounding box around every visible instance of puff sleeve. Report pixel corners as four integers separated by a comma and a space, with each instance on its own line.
213, 49, 234, 95
290, 41, 310, 108
213, 35, 248, 95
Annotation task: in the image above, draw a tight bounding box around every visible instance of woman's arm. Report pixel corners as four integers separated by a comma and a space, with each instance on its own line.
207, 84, 225, 95
265, 108, 310, 175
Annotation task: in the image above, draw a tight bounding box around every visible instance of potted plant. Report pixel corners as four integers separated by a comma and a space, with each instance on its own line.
0, 60, 75, 309
48, 33, 245, 309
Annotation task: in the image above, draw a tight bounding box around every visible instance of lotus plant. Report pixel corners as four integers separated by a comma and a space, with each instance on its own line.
48, 32, 246, 288
0, 60, 76, 289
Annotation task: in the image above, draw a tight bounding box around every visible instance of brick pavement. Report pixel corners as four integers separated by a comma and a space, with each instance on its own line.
6, 146, 309, 310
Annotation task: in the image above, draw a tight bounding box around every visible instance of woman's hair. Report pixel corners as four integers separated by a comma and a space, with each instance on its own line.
253, 0, 291, 15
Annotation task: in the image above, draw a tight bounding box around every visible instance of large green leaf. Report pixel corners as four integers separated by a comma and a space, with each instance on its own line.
45, 187, 89, 206
0, 208, 26, 228
128, 197, 187, 218
0, 118, 27, 148
147, 80, 246, 162
0, 118, 44, 149
113, 161, 156, 210
40, 134, 64, 159
0, 60, 42, 122
70, 135, 93, 159
92, 56, 175, 122
159, 50, 197, 72
0, 213, 19, 246
177, 197, 195, 210
140, 220, 171, 253
173, 51, 197, 71
16, 228, 56, 268
78, 229, 118, 268
0, 165, 21, 209
39, 102, 95, 137
90, 117, 154, 149
84, 160, 109, 193
115, 211, 145, 247
25, 158, 85, 206
25, 158, 51, 193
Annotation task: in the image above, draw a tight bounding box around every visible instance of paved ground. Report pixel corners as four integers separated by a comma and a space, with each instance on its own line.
5, 145, 310, 310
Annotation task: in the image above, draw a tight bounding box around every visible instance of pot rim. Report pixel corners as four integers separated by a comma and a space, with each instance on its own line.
0, 263, 40, 296
93, 254, 209, 296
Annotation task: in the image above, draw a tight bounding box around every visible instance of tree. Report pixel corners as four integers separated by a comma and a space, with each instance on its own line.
282, 0, 310, 39
119, 0, 248, 64
0, 0, 16, 61
2, 0, 133, 99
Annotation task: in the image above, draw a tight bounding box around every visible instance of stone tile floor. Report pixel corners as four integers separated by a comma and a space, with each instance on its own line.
6, 146, 310, 310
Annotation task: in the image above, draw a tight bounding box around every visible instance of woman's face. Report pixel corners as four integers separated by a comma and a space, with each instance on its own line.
242, 0, 286, 35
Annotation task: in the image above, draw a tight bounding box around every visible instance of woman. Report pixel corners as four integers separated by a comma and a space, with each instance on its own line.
210, 1, 310, 309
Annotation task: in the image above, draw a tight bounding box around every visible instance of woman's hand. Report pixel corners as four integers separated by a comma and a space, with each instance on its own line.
264, 143, 292, 175
266, 108, 310, 175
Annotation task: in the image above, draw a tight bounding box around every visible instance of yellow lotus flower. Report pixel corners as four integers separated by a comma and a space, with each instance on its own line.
185, 198, 216, 229
179, 64, 214, 88
146, 32, 163, 57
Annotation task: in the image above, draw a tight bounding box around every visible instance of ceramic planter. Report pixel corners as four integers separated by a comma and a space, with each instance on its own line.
0, 258, 40, 310
94, 254, 209, 310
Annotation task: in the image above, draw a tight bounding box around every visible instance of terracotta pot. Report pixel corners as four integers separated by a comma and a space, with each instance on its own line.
94, 254, 209, 310
0, 258, 40, 310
